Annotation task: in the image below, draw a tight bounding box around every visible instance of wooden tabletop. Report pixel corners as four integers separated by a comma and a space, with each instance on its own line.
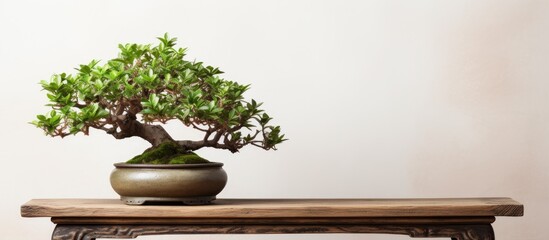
21, 198, 523, 218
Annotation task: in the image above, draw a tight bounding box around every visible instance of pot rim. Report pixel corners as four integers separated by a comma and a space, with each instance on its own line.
114, 162, 224, 169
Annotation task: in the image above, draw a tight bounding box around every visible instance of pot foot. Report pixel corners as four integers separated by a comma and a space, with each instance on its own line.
121, 196, 216, 205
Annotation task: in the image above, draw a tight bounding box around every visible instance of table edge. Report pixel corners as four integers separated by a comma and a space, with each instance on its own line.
21, 198, 524, 218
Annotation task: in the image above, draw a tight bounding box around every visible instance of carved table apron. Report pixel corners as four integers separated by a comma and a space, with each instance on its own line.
21, 198, 523, 240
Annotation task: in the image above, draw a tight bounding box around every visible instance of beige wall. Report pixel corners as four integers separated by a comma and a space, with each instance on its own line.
1, 0, 547, 239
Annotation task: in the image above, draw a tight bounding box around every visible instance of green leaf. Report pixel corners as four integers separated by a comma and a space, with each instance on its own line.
97, 109, 109, 118
178, 109, 190, 119
141, 109, 156, 114
150, 94, 159, 107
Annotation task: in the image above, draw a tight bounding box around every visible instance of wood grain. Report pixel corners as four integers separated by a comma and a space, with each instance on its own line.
51, 224, 495, 240
21, 198, 523, 218
50, 216, 496, 225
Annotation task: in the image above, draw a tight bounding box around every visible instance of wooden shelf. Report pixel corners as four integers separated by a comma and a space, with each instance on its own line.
21, 198, 523, 218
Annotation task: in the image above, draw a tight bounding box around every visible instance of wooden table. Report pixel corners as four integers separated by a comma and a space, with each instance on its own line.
21, 198, 523, 240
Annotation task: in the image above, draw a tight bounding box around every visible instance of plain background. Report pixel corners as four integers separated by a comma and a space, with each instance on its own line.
0, 0, 547, 239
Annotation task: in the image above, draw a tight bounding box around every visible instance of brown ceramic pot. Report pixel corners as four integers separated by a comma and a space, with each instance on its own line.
110, 162, 227, 205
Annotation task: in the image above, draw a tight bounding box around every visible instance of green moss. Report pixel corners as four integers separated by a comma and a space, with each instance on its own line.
126, 142, 209, 164
167, 154, 209, 164
126, 142, 180, 164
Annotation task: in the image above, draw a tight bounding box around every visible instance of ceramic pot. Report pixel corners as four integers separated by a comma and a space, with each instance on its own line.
110, 162, 227, 205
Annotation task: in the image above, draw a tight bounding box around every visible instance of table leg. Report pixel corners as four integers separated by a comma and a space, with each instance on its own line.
51, 224, 495, 240
425, 224, 495, 240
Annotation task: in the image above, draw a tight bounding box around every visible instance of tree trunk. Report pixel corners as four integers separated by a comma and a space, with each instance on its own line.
112, 115, 236, 152
113, 115, 174, 147
136, 123, 174, 147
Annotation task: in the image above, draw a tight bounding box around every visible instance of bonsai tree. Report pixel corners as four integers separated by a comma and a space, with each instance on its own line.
33, 34, 286, 164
